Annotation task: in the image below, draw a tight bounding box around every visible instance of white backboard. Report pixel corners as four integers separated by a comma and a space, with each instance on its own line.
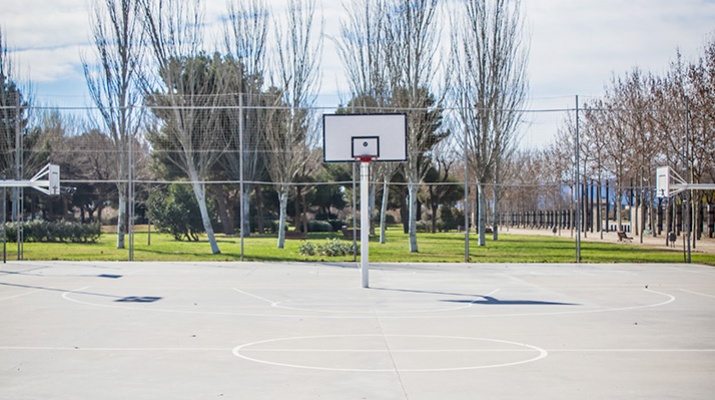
49, 164, 60, 196
323, 113, 407, 162
656, 166, 669, 198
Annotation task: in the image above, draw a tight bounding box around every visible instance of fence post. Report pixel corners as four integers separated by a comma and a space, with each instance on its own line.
239, 94, 245, 261
464, 99, 470, 262
575, 95, 581, 263
15, 93, 23, 260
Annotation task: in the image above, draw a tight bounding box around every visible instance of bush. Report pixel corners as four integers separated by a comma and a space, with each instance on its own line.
438, 207, 464, 232
375, 214, 396, 224
301, 220, 333, 233
266, 220, 280, 233
326, 219, 347, 232
147, 184, 212, 241
415, 220, 430, 233
2, 221, 101, 243
298, 241, 316, 256
299, 238, 358, 257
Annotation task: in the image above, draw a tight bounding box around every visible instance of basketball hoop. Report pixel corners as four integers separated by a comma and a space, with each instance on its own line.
357, 156, 374, 163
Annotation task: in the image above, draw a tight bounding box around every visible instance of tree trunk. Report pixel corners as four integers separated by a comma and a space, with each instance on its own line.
187, 166, 220, 254
277, 185, 289, 249
293, 187, 301, 231
477, 182, 486, 246
116, 184, 126, 249
431, 202, 439, 233
379, 177, 389, 244
241, 184, 252, 236
400, 191, 408, 234
640, 189, 646, 244
301, 189, 308, 234
369, 182, 376, 235
492, 182, 499, 241
255, 186, 265, 234
408, 182, 419, 252
598, 181, 603, 239
616, 183, 623, 232
214, 187, 235, 235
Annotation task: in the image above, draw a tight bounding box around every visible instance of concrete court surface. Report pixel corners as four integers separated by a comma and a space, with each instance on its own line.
1, 261, 714, 399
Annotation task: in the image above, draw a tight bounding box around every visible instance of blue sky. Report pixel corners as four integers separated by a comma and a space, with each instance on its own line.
2, 0, 714, 120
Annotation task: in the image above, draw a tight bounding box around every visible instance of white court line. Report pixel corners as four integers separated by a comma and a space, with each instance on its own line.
232, 334, 549, 373
2, 346, 711, 353
240, 349, 541, 353
0, 346, 227, 351
232, 288, 279, 305
679, 289, 715, 299
62, 287, 269, 316
232, 287, 498, 314
61, 287, 676, 319
548, 349, 715, 353
0, 289, 43, 301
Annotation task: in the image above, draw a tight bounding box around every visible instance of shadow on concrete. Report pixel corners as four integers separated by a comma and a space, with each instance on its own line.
442, 296, 578, 306
373, 287, 579, 306
115, 296, 163, 303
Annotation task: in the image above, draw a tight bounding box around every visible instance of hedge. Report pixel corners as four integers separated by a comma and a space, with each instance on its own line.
1, 221, 102, 243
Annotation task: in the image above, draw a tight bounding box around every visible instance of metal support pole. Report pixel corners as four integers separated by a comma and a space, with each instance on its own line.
685, 98, 692, 263
128, 121, 134, 261
2, 181, 5, 264
575, 95, 581, 263
239, 95, 245, 261
352, 162, 357, 262
360, 161, 370, 288
15, 94, 23, 261
463, 100, 470, 262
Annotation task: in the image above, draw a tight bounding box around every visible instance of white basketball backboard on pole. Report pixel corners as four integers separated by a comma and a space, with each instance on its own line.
656, 166, 715, 198
656, 166, 670, 199
323, 113, 407, 163
0, 163, 61, 196
323, 113, 408, 288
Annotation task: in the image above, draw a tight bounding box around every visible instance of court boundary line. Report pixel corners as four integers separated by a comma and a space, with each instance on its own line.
61, 286, 676, 319
231, 335, 549, 373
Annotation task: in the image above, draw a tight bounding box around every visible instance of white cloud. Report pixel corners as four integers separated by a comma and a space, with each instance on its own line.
2, 0, 714, 104
13, 45, 91, 84
526, 0, 715, 96
2, 0, 89, 50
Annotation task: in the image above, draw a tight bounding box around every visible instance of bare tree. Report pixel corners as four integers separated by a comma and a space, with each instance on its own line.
686, 38, 715, 235
384, 0, 444, 252
265, 0, 322, 248
0, 28, 25, 179
452, 0, 529, 246
141, 0, 223, 254
83, 0, 144, 249
336, 0, 389, 106
619, 70, 660, 241
582, 100, 612, 239
0, 28, 35, 227
223, 0, 269, 237
336, 1, 398, 240
548, 116, 582, 235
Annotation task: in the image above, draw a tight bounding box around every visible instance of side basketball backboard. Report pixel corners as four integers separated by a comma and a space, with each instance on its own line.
656, 166, 670, 198
323, 113, 407, 162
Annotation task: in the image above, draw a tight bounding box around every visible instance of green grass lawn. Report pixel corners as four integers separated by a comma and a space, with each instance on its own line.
6, 226, 714, 266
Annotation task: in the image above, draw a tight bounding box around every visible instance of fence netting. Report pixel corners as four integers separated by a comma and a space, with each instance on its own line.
0, 96, 713, 259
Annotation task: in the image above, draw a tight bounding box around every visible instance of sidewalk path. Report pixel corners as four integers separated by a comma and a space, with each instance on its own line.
501, 227, 715, 254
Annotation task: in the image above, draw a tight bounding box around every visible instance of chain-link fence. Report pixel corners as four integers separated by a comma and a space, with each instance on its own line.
1, 95, 714, 261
